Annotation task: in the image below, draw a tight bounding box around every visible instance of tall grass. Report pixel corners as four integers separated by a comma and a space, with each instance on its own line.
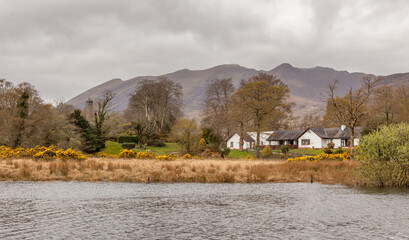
0, 158, 358, 185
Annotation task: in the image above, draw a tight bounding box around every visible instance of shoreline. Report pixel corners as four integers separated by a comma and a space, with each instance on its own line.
0, 158, 359, 185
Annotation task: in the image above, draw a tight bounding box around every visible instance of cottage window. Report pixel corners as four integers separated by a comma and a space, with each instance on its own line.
230, 142, 234, 148
301, 139, 310, 145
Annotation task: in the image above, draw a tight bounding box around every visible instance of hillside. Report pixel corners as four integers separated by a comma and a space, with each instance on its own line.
66, 63, 409, 119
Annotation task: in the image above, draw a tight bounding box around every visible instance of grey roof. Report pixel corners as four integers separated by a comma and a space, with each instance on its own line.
243, 133, 256, 142
309, 127, 362, 139
266, 130, 305, 141
266, 127, 362, 141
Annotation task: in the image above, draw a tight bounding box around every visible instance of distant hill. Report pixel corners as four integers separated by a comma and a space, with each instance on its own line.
66, 63, 409, 119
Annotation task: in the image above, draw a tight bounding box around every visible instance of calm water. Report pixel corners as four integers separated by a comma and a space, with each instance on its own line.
0, 182, 408, 239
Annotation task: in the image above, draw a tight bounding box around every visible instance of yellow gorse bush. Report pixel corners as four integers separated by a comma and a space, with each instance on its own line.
0, 146, 13, 159
155, 154, 177, 161
181, 153, 192, 159
118, 150, 156, 159
56, 148, 87, 160
0, 145, 86, 160
180, 153, 203, 159
287, 150, 350, 162
94, 152, 117, 158
262, 146, 273, 158
118, 149, 136, 158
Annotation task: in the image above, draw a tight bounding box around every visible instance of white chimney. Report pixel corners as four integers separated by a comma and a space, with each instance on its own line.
341, 125, 346, 131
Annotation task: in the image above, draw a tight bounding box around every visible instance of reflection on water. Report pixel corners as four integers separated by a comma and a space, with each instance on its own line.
0, 182, 408, 239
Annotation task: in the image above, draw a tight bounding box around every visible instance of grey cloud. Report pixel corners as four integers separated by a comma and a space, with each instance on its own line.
1, 0, 409, 102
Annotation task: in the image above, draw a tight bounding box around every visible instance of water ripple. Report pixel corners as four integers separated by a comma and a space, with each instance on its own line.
0, 182, 408, 239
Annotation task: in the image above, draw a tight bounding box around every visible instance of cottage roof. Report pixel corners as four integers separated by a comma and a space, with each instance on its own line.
266, 130, 304, 141
243, 133, 256, 142
309, 127, 362, 139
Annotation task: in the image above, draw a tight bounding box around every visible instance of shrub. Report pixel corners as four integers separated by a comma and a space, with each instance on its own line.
121, 142, 136, 150
95, 152, 117, 158
323, 147, 333, 154
147, 139, 165, 147
0, 145, 86, 160
118, 149, 136, 158
33, 149, 57, 159
262, 146, 272, 158
334, 147, 344, 154
56, 148, 86, 160
327, 142, 335, 149
221, 147, 231, 158
201, 148, 212, 158
207, 143, 221, 153
156, 154, 177, 161
199, 138, 207, 149
281, 145, 289, 155
117, 135, 139, 144
245, 154, 254, 160
356, 123, 409, 187
287, 152, 349, 162
181, 153, 192, 159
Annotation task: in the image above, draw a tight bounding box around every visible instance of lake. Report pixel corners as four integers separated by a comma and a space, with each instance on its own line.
0, 182, 408, 239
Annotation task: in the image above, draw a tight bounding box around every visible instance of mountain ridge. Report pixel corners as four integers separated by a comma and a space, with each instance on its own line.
66, 64, 409, 119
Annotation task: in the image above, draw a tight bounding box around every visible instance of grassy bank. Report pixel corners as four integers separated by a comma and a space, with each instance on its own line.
0, 158, 359, 185
228, 150, 255, 159
102, 141, 181, 156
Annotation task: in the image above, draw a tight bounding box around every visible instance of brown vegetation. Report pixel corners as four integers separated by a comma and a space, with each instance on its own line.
0, 158, 358, 185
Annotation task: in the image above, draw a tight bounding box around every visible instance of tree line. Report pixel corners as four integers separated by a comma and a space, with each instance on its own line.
2, 72, 406, 158
178, 73, 292, 157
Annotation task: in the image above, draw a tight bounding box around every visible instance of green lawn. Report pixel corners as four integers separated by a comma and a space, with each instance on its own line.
288, 148, 324, 155
228, 150, 255, 159
102, 141, 123, 155
228, 148, 323, 159
148, 142, 181, 155
101, 141, 181, 155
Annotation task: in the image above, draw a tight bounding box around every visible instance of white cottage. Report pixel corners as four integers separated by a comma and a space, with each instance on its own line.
226, 131, 274, 150
227, 126, 362, 150
298, 125, 361, 149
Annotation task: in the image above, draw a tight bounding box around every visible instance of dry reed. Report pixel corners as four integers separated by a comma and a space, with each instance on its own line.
0, 158, 359, 185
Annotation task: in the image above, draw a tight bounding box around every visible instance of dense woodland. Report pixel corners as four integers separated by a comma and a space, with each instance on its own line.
1, 73, 409, 157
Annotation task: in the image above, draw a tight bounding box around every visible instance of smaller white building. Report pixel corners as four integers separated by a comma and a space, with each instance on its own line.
226, 131, 274, 150
247, 131, 274, 146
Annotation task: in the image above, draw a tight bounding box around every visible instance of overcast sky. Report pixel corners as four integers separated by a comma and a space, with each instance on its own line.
1, 0, 409, 102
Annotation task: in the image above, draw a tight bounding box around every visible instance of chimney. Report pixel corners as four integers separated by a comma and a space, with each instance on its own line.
341, 125, 346, 131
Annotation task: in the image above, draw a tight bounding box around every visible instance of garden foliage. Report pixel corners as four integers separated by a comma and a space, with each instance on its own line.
0, 145, 86, 160
356, 123, 409, 187
262, 146, 272, 158
117, 135, 139, 144
287, 151, 350, 162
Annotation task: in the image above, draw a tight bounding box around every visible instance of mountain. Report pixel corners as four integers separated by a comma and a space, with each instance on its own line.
65, 63, 408, 119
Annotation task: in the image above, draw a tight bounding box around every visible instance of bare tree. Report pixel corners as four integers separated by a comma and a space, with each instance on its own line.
371, 86, 398, 126
394, 86, 409, 122
228, 92, 250, 150
94, 90, 115, 149
201, 78, 235, 141
298, 114, 323, 129
327, 75, 382, 159
127, 77, 182, 135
